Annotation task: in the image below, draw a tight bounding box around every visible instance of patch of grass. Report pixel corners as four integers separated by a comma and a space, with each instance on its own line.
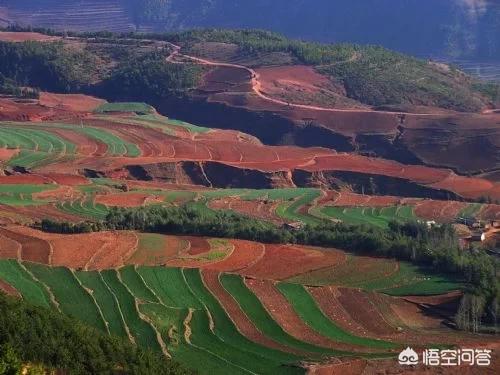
0, 260, 51, 308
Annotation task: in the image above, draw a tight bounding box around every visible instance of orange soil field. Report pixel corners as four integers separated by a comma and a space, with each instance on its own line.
186, 237, 211, 255
95, 192, 163, 208
208, 198, 283, 224
201, 269, 301, 354
0, 32, 60, 42
204, 240, 265, 272
0, 226, 137, 270
39, 92, 106, 112
0, 148, 19, 161
414, 200, 468, 222
245, 278, 365, 352
242, 244, 347, 280
0, 227, 50, 264
0, 232, 20, 259
125, 235, 188, 266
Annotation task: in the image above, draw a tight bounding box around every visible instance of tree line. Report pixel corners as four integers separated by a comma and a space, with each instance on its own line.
0, 293, 194, 375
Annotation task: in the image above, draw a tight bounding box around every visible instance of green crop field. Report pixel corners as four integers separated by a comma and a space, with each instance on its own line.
57, 198, 110, 220
459, 203, 483, 219
321, 205, 416, 228
75, 270, 129, 337
119, 266, 159, 303
75, 127, 140, 157
276, 189, 322, 225
95, 102, 155, 115
183, 268, 303, 375
277, 283, 396, 350
0, 260, 52, 308
0, 184, 57, 206
100, 270, 161, 351
0, 125, 76, 168
25, 263, 107, 331
137, 267, 202, 308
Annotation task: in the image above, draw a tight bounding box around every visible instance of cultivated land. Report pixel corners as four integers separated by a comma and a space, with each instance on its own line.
0, 30, 499, 374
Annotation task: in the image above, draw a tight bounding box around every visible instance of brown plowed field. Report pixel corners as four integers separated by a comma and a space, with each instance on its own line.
0, 227, 50, 264
336, 288, 399, 336
478, 204, 500, 220
0, 32, 60, 42
414, 200, 467, 222
42, 173, 90, 186
85, 231, 137, 270
208, 198, 282, 224
0, 148, 18, 161
39, 92, 105, 112
95, 192, 163, 208
201, 269, 303, 354
242, 244, 346, 280
307, 286, 369, 337
205, 240, 265, 272
0, 232, 21, 260
51, 232, 110, 269
245, 278, 366, 352
0, 175, 50, 185
186, 237, 211, 256
126, 235, 187, 266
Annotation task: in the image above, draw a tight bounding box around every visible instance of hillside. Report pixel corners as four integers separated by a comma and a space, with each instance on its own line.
0, 30, 499, 375
1, 0, 500, 61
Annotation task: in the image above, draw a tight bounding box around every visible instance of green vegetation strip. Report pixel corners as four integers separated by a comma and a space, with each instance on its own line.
183, 268, 303, 375
75, 271, 129, 337
137, 267, 203, 309
25, 263, 107, 331
220, 274, 349, 356
100, 270, 161, 351
95, 102, 155, 115
0, 260, 51, 308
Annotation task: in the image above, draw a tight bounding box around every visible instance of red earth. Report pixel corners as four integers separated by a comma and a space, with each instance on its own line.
0, 31, 60, 42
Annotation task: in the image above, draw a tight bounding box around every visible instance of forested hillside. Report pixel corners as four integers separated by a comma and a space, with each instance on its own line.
1, 0, 499, 61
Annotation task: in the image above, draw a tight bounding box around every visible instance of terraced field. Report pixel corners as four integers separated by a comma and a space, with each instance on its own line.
0, 240, 468, 374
